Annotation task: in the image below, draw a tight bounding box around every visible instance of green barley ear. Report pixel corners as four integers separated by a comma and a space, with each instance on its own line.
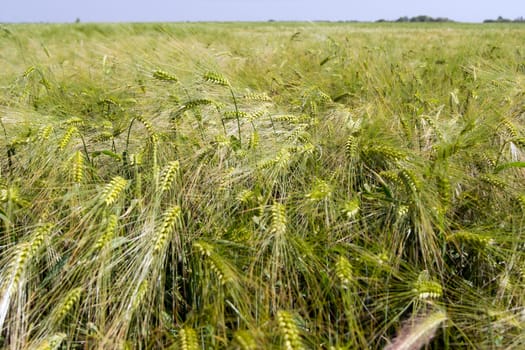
69, 150, 85, 184
399, 169, 420, 195
384, 311, 447, 350
37, 124, 53, 142
270, 203, 287, 236
234, 330, 257, 350
193, 241, 235, 285
130, 280, 149, 313
249, 131, 259, 149
342, 197, 360, 219
93, 214, 118, 251
412, 271, 442, 300
203, 71, 230, 87
277, 311, 304, 350
366, 145, 407, 162
100, 176, 127, 206
50, 287, 83, 324
178, 327, 199, 350
160, 160, 180, 194
33, 333, 67, 350
243, 92, 272, 102
480, 174, 507, 189
58, 126, 77, 151
153, 69, 178, 82
345, 135, 358, 159
306, 178, 332, 201
154, 205, 181, 254
135, 115, 155, 137
446, 230, 494, 248
30, 223, 54, 256
335, 256, 353, 289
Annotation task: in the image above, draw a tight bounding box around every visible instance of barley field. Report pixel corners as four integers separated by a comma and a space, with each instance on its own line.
0, 22, 525, 349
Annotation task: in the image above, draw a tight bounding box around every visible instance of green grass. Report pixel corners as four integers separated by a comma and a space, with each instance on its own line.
0, 22, 525, 349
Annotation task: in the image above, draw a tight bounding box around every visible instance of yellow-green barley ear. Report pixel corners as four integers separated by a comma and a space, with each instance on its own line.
249, 131, 259, 149
135, 115, 155, 137
30, 223, 54, 256
178, 327, 199, 350
100, 176, 127, 206
345, 135, 358, 159
160, 160, 180, 194
342, 197, 360, 219
58, 126, 78, 151
446, 230, 494, 248
93, 214, 118, 251
234, 330, 257, 350
32, 333, 67, 350
366, 145, 407, 162
153, 69, 178, 82
50, 287, 83, 324
203, 71, 230, 87
130, 280, 149, 313
37, 124, 53, 142
270, 203, 287, 236
154, 205, 181, 254
480, 174, 507, 189
193, 241, 234, 285
277, 310, 304, 350
69, 150, 85, 184
243, 92, 272, 102
335, 256, 353, 289
399, 168, 420, 194
412, 271, 442, 300
306, 178, 332, 201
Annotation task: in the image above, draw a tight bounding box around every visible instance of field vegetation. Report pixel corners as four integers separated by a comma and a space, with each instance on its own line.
0, 22, 525, 349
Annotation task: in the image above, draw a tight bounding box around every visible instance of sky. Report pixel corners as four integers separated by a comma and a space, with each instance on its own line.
1, 0, 523, 23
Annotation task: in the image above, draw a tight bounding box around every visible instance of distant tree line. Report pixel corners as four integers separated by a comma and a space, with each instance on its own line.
483, 16, 525, 23
376, 15, 454, 23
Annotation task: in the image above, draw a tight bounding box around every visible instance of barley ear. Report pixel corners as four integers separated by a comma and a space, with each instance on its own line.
178, 327, 199, 350
277, 310, 304, 350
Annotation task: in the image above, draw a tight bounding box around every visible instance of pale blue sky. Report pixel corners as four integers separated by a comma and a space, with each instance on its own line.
1, 0, 523, 23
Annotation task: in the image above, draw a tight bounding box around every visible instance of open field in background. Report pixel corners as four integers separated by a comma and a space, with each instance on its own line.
0, 22, 525, 349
